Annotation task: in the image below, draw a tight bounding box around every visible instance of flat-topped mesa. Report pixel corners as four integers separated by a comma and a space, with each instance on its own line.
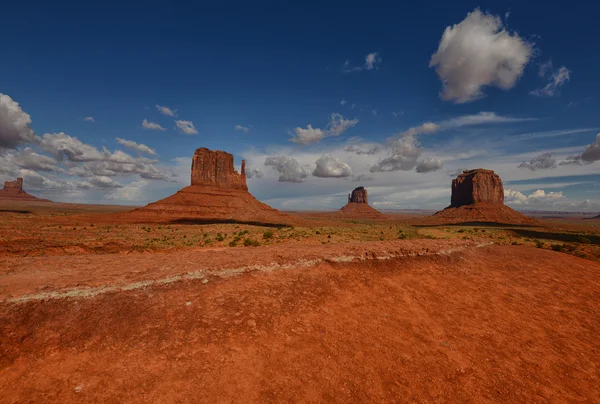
348, 186, 368, 204
191, 148, 247, 191
450, 169, 504, 208
2, 178, 24, 194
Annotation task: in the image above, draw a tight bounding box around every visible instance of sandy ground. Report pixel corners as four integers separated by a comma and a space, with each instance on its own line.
1, 203, 600, 402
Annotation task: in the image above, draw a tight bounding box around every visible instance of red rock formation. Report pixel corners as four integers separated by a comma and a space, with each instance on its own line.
450, 169, 504, 207
0, 177, 50, 202
129, 148, 297, 225
348, 186, 368, 204
433, 169, 536, 225
191, 148, 248, 191
340, 186, 383, 219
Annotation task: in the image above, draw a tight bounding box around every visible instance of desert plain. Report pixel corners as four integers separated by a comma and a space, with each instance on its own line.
1, 196, 600, 403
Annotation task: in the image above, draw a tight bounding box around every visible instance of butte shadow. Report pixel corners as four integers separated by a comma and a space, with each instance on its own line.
124, 147, 298, 227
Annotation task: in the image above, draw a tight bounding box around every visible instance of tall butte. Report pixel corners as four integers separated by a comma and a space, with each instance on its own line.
339, 186, 384, 218
0, 177, 50, 202
130, 147, 294, 225
433, 169, 536, 224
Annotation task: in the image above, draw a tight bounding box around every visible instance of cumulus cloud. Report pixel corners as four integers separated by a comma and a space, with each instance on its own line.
518, 152, 556, 170
246, 167, 263, 179
312, 155, 353, 178
142, 119, 166, 131
79, 176, 123, 189
370, 135, 423, 172
5, 148, 62, 173
580, 133, 600, 162
235, 125, 249, 133
531, 62, 571, 97
264, 156, 309, 182
156, 105, 175, 117
415, 157, 444, 173
290, 113, 358, 145
505, 189, 564, 206
344, 144, 380, 155
175, 120, 198, 135
116, 138, 157, 156
429, 9, 532, 103
0, 93, 36, 149
83, 117, 95, 122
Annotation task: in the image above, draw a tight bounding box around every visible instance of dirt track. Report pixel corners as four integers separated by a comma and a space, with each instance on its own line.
1, 243, 599, 403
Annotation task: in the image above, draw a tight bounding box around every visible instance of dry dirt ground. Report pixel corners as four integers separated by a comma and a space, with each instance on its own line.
1, 203, 600, 403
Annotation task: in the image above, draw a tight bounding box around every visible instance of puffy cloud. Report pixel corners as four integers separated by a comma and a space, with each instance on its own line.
345, 144, 380, 155
0, 93, 36, 149
312, 155, 353, 178
116, 138, 157, 155
505, 189, 564, 206
175, 120, 198, 135
290, 113, 358, 145
5, 148, 62, 172
156, 105, 175, 117
415, 157, 444, 173
246, 167, 263, 179
264, 156, 309, 182
581, 133, 600, 162
370, 135, 423, 172
518, 152, 556, 170
429, 9, 532, 103
106, 180, 149, 201
142, 119, 166, 131
79, 176, 123, 189
235, 125, 249, 133
365, 52, 381, 70
39, 132, 107, 162
83, 117, 95, 122
402, 122, 440, 137
531, 64, 571, 97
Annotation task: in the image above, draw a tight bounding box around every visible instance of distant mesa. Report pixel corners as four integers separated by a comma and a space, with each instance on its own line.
129, 147, 296, 226
433, 169, 537, 225
339, 186, 384, 218
0, 178, 50, 202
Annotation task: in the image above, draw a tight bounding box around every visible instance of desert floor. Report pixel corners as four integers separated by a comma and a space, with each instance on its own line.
1, 202, 599, 403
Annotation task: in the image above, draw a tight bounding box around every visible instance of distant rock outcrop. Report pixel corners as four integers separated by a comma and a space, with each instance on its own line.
339, 186, 383, 219
0, 178, 50, 202
433, 169, 536, 225
129, 147, 296, 225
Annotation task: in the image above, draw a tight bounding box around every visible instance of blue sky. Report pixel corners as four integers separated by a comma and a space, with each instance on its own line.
1, 1, 600, 211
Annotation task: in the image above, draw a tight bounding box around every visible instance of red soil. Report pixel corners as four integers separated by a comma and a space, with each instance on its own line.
1, 242, 599, 402
431, 203, 539, 225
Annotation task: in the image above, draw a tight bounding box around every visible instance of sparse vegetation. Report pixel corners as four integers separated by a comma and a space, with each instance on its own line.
263, 230, 274, 239
244, 238, 260, 247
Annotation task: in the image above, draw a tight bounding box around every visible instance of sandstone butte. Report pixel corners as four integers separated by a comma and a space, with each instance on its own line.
433, 169, 537, 225
129, 147, 296, 226
339, 186, 384, 219
0, 178, 50, 202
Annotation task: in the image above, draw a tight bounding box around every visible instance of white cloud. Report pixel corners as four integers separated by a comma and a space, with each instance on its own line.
531, 65, 571, 97
312, 155, 353, 178
365, 52, 381, 70
345, 144, 380, 155
352, 174, 374, 182
0, 93, 36, 149
518, 152, 556, 170
515, 128, 598, 141
83, 117, 95, 122
416, 157, 444, 173
246, 167, 263, 179
4, 148, 62, 173
581, 133, 600, 162
264, 156, 309, 182
175, 120, 198, 135
116, 138, 157, 156
505, 189, 564, 206
370, 134, 423, 172
142, 119, 166, 131
156, 105, 175, 117
290, 113, 358, 145
340, 99, 347, 106
79, 176, 123, 189
429, 9, 532, 103
106, 180, 149, 201
235, 125, 249, 133
401, 122, 440, 137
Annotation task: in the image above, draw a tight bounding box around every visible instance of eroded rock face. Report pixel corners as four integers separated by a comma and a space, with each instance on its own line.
450, 169, 504, 207
191, 148, 247, 191
2, 178, 24, 194
348, 186, 368, 204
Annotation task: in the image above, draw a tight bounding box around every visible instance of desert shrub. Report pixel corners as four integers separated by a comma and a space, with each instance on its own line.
216, 233, 225, 242
551, 244, 564, 252
244, 238, 260, 247
228, 240, 238, 247
457, 229, 465, 233
263, 230, 274, 239
535, 240, 544, 248
203, 233, 208, 238
327, 234, 332, 239
204, 238, 212, 245
315, 230, 321, 235
577, 237, 591, 244
511, 241, 520, 245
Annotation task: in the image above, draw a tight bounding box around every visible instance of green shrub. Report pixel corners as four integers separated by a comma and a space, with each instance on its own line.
228, 240, 238, 247
315, 230, 321, 235
263, 230, 274, 239
244, 238, 260, 247
216, 233, 225, 242
535, 240, 544, 248
551, 244, 564, 252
